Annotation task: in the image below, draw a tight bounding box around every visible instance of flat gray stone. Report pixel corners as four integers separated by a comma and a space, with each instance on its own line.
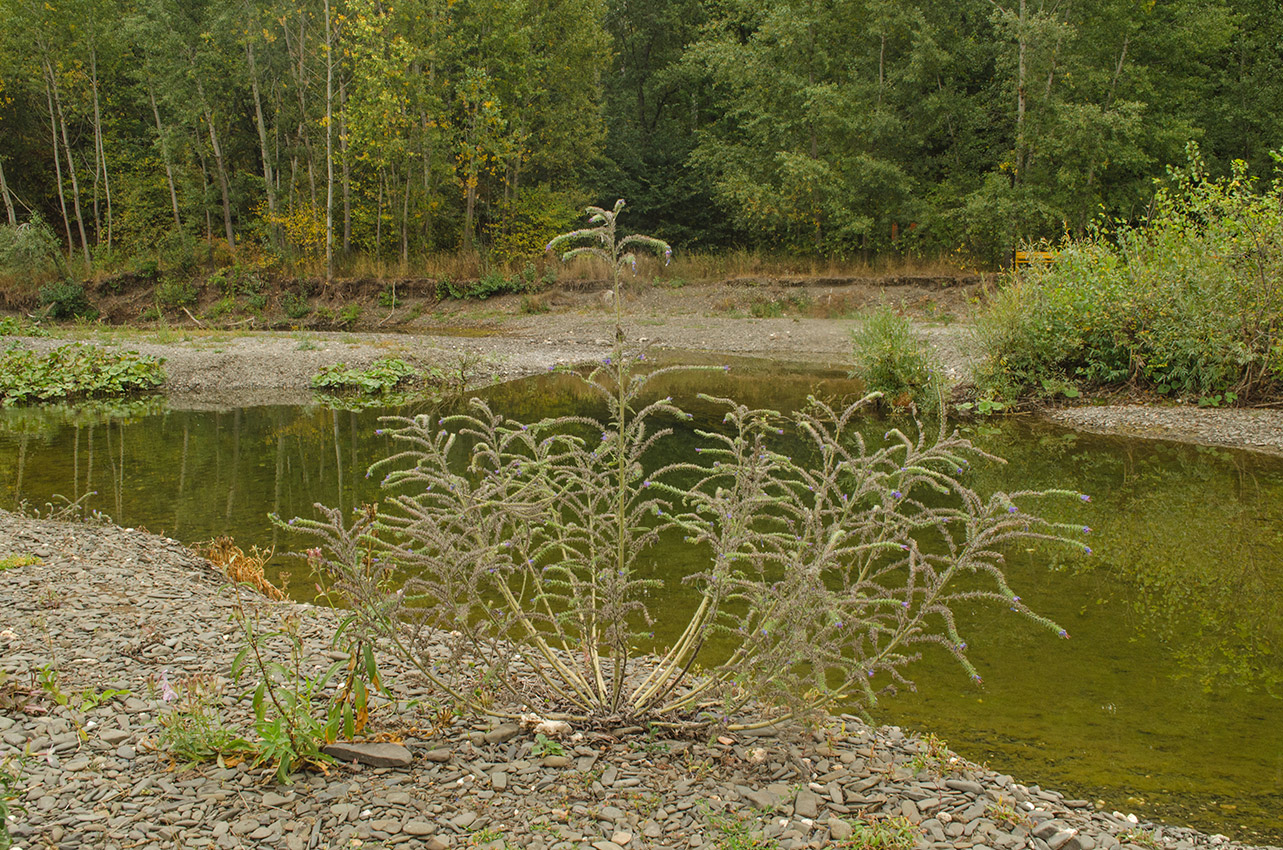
322, 741, 413, 768
484, 723, 520, 744
404, 820, 434, 836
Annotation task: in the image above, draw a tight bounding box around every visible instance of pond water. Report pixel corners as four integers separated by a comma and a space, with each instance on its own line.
1, 360, 1279, 843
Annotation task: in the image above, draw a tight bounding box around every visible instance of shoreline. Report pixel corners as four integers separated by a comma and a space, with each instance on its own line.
6, 310, 1283, 458
1, 511, 1279, 850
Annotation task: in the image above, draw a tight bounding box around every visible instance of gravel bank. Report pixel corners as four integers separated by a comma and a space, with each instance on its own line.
1, 512, 1279, 850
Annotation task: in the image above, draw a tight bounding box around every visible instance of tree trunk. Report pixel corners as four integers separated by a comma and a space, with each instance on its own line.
324, 0, 335, 283
193, 132, 214, 241
192, 71, 236, 248
246, 39, 278, 221
0, 157, 15, 225
43, 70, 73, 252
340, 75, 351, 253
48, 59, 91, 267
1014, 0, 1027, 184
90, 45, 113, 250
148, 75, 182, 228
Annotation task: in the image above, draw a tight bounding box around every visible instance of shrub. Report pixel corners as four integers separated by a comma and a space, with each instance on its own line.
974, 146, 1283, 403
38, 281, 97, 320
155, 277, 197, 308
286, 202, 1085, 729
281, 292, 312, 319
0, 216, 61, 279
851, 306, 944, 414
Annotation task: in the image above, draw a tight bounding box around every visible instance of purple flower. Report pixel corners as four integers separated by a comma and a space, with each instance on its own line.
1007, 506, 1018, 514
1080, 494, 1092, 502
1058, 629, 1069, 639
971, 674, 983, 684
1012, 596, 1020, 603
868, 670, 875, 677
1083, 546, 1092, 555
1083, 526, 1091, 534
159, 671, 178, 703
891, 490, 903, 499
957, 642, 967, 650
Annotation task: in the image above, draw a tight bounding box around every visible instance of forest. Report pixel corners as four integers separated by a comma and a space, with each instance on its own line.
0, 0, 1280, 273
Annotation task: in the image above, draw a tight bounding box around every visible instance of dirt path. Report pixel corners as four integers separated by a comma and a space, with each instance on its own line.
10, 278, 1283, 457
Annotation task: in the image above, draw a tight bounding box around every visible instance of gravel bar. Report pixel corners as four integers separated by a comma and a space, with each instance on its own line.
2, 512, 1279, 850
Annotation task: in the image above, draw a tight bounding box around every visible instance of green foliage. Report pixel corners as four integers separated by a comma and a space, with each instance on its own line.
282, 292, 313, 319
155, 277, 197, 308
850, 307, 944, 414
228, 525, 389, 783
0, 554, 40, 571
0, 755, 23, 850
436, 271, 530, 301
0, 344, 165, 405
0, 217, 61, 279
974, 149, 1283, 402
311, 358, 418, 394
836, 816, 921, 850
485, 187, 582, 265
0, 317, 49, 337
336, 304, 362, 327
38, 281, 97, 320
531, 733, 565, 758
155, 672, 255, 764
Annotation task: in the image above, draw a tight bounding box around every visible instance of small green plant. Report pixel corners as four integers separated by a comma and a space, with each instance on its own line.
0, 754, 25, 850
35, 587, 62, 609
246, 293, 268, 313
282, 292, 312, 319
907, 732, 955, 775
986, 797, 1031, 829
336, 303, 362, 327
531, 733, 565, 758
0, 317, 49, 337
749, 297, 784, 318
708, 810, 779, 849
378, 285, 400, 308
230, 521, 389, 783
0, 344, 165, 405
311, 358, 417, 394
206, 296, 237, 320
155, 278, 198, 308
39, 281, 97, 320
835, 816, 921, 850
1120, 828, 1161, 849
851, 305, 944, 414
155, 671, 254, 764
0, 554, 40, 570
295, 336, 321, 351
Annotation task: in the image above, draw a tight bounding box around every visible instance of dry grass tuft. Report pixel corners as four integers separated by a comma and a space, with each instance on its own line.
205, 536, 287, 600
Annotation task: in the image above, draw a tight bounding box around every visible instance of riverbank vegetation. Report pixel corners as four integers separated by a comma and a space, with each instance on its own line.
0, 343, 163, 405
973, 151, 1283, 405
0, 0, 1280, 283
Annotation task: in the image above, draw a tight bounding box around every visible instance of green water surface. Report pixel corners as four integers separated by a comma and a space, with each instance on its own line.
0, 363, 1279, 843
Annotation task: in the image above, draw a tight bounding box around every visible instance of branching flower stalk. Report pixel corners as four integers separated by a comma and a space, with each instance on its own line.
285, 202, 1089, 730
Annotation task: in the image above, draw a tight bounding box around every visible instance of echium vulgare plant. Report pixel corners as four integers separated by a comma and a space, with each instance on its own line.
286, 202, 1089, 729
